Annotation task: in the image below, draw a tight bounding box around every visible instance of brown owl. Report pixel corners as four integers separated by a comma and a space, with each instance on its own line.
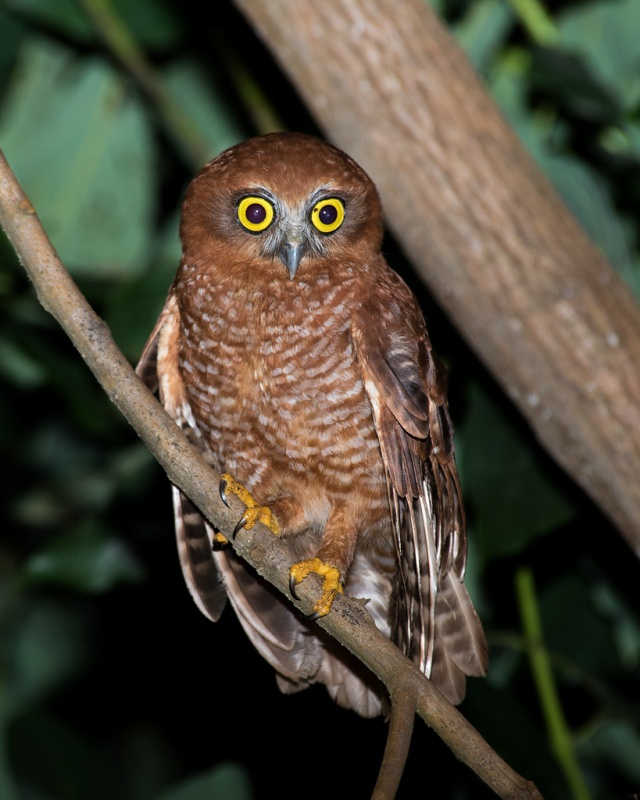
137, 132, 487, 717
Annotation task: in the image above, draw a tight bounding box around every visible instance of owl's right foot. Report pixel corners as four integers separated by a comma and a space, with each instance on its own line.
219, 473, 281, 538
289, 557, 344, 620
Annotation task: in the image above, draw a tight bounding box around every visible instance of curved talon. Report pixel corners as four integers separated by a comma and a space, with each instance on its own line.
289, 573, 323, 619
219, 478, 230, 507
232, 514, 249, 539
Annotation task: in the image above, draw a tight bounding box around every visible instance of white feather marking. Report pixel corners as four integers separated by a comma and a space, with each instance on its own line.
418, 487, 438, 676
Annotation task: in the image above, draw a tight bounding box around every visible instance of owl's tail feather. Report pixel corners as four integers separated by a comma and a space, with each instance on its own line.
430, 573, 488, 705
318, 652, 386, 718
394, 483, 488, 705
172, 486, 227, 622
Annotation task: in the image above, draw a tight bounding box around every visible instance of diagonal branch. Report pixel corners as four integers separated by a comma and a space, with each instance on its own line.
0, 152, 542, 799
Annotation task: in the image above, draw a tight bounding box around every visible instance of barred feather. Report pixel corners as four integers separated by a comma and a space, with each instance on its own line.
352, 274, 488, 702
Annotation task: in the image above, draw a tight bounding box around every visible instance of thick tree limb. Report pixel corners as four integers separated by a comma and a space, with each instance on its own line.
233, 0, 640, 552
0, 151, 542, 799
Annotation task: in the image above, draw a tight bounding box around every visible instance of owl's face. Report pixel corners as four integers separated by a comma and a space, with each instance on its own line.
179, 132, 384, 281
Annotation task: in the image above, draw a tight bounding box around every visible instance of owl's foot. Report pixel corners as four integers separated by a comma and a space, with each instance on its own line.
289, 557, 344, 620
219, 473, 280, 538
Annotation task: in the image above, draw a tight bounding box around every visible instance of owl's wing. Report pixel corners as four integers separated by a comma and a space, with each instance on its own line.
352, 274, 487, 704
136, 290, 227, 622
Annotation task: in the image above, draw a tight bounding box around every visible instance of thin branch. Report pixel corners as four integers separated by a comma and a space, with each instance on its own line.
77, 0, 211, 168
212, 35, 285, 136
372, 682, 415, 800
507, 0, 558, 45
0, 151, 542, 800
78, 0, 285, 167
515, 569, 591, 800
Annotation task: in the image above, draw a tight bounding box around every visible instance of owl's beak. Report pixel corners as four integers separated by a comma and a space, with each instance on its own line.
280, 238, 305, 280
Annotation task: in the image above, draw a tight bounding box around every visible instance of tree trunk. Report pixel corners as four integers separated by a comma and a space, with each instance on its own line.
234, 0, 640, 552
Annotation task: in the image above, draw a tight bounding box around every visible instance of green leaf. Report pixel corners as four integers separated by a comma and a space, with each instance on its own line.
453, 0, 514, 74
162, 59, 249, 162
0, 10, 27, 87
158, 763, 253, 800
0, 338, 47, 388
110, 0, 185, 50
0, 36, 155, 278
489, 47, 549, 163
577, 721, 640, 785
539, 154, 640, 296
530, 47, 620, 123
540, 573, 618, 672
6, 0, 183, 49
105, 211, 182, 360
23, 519, 144, 592
557, 0, 640, 110
5, 0, 94, 41
590, 581, 640, 670
3, 601, 91, 720
489, 49, 639, 295
458, 381, 576, 562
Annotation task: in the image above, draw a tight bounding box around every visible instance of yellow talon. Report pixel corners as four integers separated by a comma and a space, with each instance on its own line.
289, 557, 343, 618
220, 473, 280, 536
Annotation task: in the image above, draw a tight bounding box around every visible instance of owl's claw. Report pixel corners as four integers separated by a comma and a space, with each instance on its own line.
289, 573, 300, 600
233, 514, 250, 538
289, 557, 344, 618
219, 477, 230, 508
219, 473, 280, 539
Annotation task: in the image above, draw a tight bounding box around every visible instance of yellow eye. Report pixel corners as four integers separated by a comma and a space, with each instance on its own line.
310, 197, 345, 234
237, 196, 275, 232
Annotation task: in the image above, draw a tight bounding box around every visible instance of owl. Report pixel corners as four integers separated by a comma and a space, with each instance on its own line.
137, 132, 487, 717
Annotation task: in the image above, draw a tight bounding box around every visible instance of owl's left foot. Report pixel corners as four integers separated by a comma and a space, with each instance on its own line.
219, 473, 280, 538
289, 557, 344, 620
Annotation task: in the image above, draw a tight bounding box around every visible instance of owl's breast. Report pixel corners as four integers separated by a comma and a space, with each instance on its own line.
178, 273, 383, 490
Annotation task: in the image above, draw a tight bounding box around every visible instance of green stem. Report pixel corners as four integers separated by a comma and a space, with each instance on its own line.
77, 0, 211, 169
515, 568, 591, 800
214, 37, 284, 136
507, 0, 558, 46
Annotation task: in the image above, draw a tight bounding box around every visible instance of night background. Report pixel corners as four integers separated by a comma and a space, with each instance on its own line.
1, 1, 639, 798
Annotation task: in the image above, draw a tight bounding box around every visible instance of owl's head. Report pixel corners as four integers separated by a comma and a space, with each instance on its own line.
179, 132, 384, 280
